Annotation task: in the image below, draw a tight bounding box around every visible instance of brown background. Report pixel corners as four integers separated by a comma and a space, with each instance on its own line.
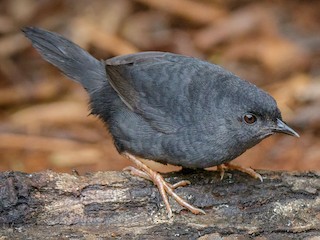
0, 0, 319, 174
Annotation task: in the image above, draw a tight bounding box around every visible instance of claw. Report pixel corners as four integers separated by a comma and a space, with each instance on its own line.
216, 165, 225, 180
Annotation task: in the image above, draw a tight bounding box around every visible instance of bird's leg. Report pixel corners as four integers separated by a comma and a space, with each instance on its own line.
122, 152, 205, 217
124, 166, 191, 189
217, 163, 263, 182
123, 166, 152, 180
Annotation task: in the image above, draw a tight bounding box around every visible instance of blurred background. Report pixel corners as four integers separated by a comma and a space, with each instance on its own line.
0, 0, 319, 174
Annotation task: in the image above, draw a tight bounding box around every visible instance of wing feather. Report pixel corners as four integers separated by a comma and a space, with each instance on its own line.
105, 52, 193, 134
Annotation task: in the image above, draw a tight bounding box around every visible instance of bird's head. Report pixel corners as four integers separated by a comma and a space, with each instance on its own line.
220, 77, 299, 150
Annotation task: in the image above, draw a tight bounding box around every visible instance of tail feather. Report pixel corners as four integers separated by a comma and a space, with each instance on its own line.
22, 27, 106, 93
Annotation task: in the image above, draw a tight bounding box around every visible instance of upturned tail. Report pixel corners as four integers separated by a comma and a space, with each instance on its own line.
22, 27, 106, 94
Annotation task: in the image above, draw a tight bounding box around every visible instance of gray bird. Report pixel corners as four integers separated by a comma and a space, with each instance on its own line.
23, 27, 299, 217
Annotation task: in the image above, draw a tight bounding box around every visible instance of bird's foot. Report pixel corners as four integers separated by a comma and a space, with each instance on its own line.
217, 163, 263, 182
123, 153, 205, 218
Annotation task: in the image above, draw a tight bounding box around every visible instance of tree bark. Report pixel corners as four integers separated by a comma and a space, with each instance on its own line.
0, 170, 319, 239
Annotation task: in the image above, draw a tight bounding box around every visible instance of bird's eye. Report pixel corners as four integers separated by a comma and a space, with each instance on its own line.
243, 114, 257, 124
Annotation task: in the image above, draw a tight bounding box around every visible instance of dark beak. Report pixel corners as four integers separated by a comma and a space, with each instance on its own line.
273, 119, 300, 137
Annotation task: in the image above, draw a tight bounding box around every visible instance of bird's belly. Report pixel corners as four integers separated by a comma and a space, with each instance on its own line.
108, 111, 246, 169
159, 127, 251, 168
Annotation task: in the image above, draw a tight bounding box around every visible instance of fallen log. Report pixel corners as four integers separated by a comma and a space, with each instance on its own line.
0, 170, 319, 239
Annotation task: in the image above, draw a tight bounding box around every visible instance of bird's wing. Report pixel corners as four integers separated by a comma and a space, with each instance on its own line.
105, 52, 196, 134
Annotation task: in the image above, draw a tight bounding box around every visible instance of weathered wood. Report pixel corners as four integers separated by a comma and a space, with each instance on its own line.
0, 170, 319, 239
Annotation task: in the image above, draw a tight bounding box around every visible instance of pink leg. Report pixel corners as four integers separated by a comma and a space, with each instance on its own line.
217, 163, 263, 182
122, 152, 205, 217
